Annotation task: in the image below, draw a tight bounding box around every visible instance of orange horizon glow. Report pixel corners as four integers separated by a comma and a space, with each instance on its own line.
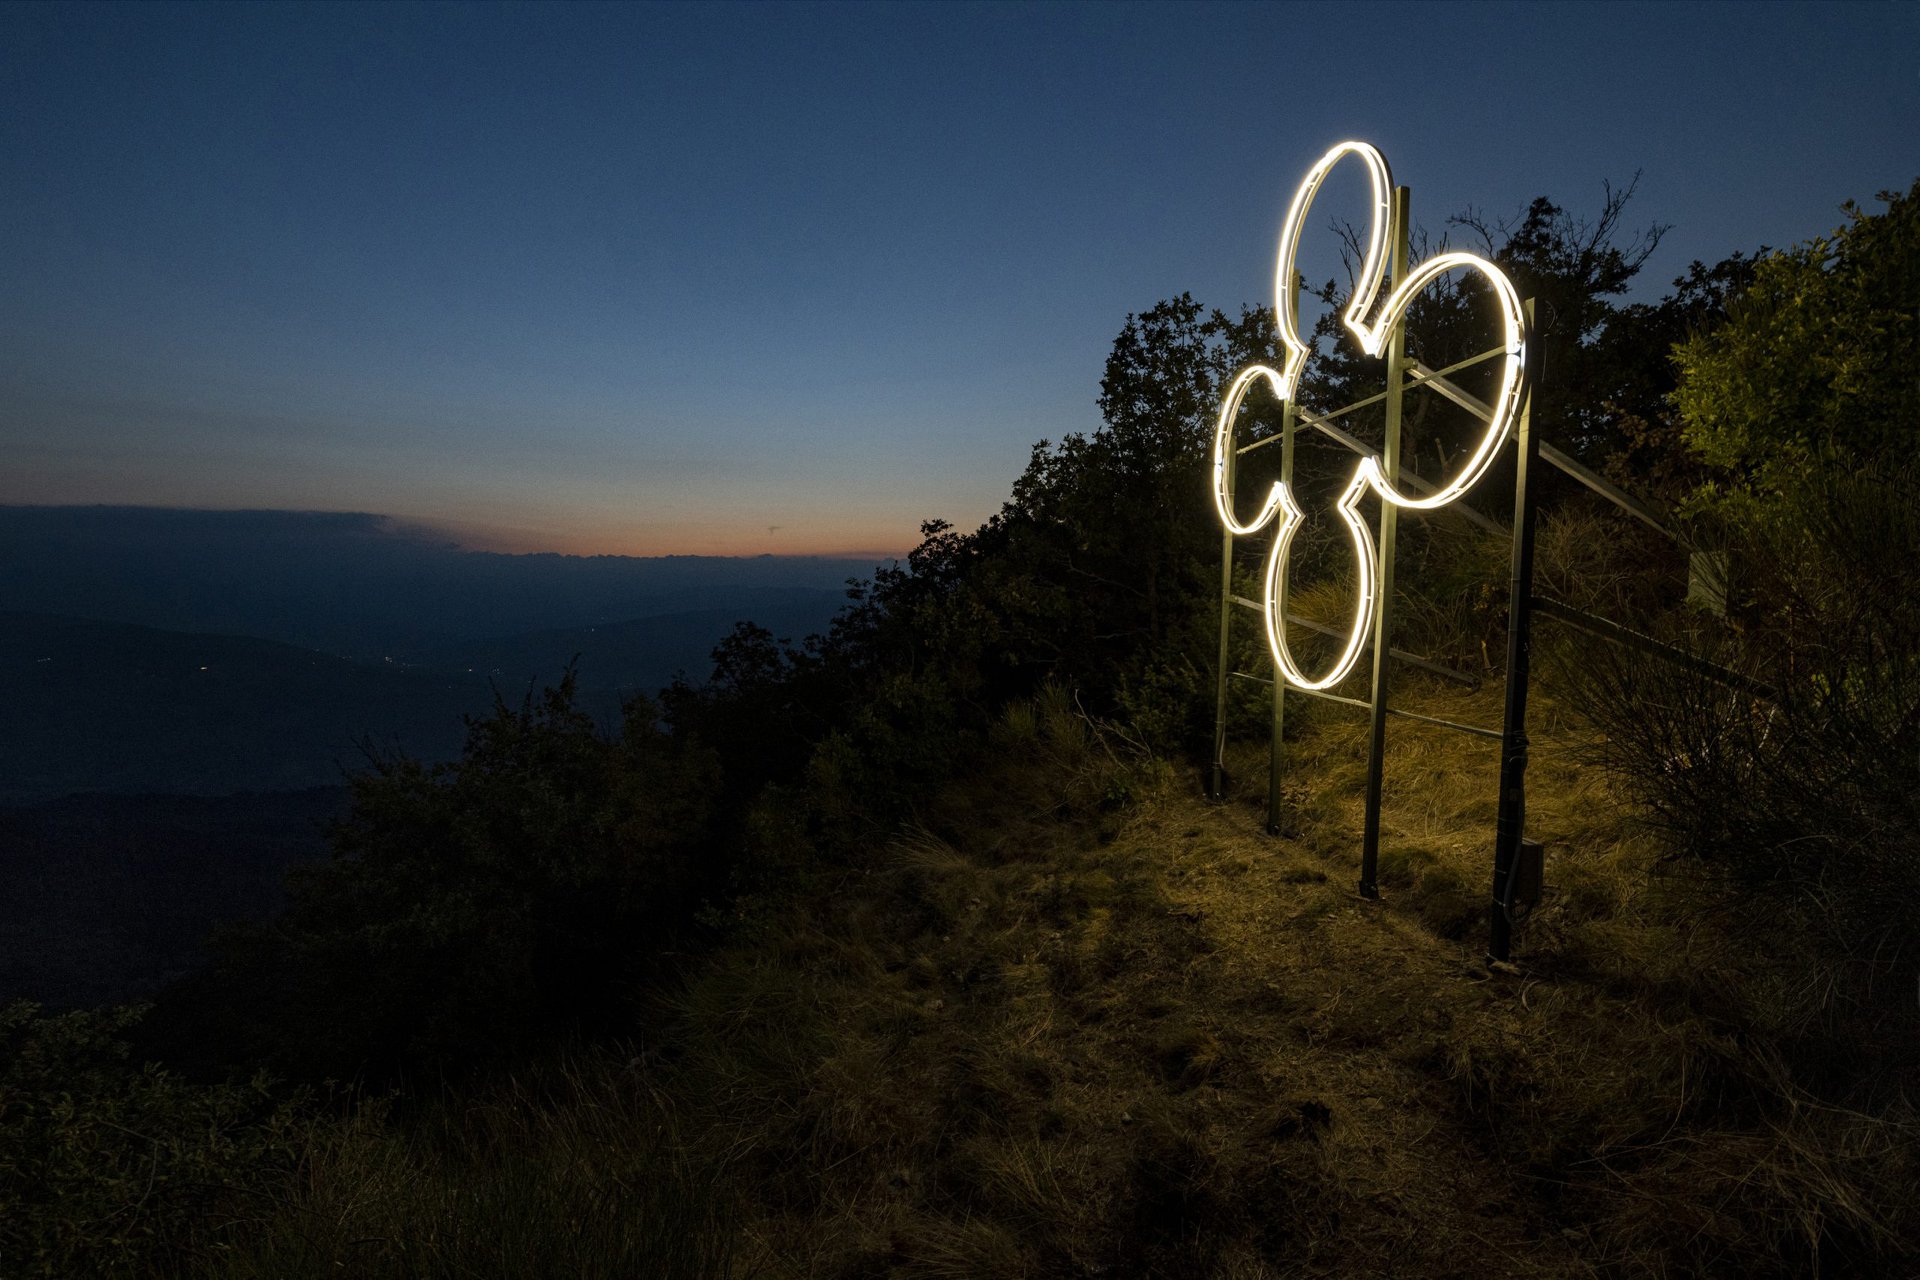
427, 522, 914, 561
405, 512, 918, 560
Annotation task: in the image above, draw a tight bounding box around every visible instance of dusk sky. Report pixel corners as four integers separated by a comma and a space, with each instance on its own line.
3, 1, 1915, 557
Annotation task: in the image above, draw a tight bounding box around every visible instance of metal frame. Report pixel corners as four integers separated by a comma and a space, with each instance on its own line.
1207, 176, 1627, 964
1208, 188, 1737, 964
1209, 256, 1534, 958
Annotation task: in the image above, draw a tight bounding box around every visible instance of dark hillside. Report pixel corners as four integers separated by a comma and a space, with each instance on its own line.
0, 788, 343, 1008
402, 590, 845, 695
7, 185, 1918, 1277
194, 684, 1916, 1276
0, 613, 490, 798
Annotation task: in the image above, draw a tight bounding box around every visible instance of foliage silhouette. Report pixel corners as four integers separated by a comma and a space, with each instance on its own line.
144, 669, 721, 1085
1557, 183, 1920, 1096
1677, 179, 1920, 510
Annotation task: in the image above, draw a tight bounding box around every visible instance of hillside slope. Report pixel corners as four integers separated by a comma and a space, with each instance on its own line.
401, 591, 845, 694
192, 680, 1916, 1278
0, 613, 492, 798
660, 682, 1914, 1278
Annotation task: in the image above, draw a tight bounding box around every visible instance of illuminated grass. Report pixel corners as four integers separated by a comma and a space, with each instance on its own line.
657, 680, 1917, 1277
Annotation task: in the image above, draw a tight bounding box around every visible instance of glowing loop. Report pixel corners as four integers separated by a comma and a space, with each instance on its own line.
1213, 140, 1528, 691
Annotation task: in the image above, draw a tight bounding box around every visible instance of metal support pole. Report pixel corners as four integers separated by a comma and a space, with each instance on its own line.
1267, 273, 1303, 835
1358, 186, 1411, 899
1489, 298, 1541, 963
1211, 447, 1235, 801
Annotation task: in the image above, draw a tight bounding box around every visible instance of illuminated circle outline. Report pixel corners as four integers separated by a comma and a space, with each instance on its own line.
1211, 140, 1530, 691
1261, 470, 1377, 692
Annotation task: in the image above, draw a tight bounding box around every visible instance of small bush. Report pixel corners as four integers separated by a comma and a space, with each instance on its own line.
144, 672, 724, 1085
0, 1001, 302, 1279
1558, 465, 1920, 1093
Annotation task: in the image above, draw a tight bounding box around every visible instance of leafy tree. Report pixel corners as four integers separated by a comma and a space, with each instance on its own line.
1453, 183, 1667, 463
145, 672, 722, 1084
1596, 251, 1761, 504
1286, 181, 1712, 670
1302, 180, 1668, 483
997, 295, 1281, 677
1675, 180, 1920, 506
662, 521, 995, 827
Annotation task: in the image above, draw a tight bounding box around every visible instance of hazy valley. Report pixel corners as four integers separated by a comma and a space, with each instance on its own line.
0, 506, 865, 1008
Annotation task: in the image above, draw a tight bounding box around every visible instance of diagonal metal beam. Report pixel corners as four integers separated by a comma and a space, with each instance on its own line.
1228, 669, 1501, 739
1237, 341, 1510, 457
1407, 359, 1684, 545
1531, 594, 1773, 699
1284, 407, 1503, 535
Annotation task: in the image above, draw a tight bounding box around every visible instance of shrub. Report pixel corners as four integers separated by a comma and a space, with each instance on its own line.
0, 1001, 301, 1278
144, 672, 723, 1085
1557, 464, 1920, 1094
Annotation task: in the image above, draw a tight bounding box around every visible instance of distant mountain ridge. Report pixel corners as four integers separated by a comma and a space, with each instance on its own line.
0, 505, 880, 660
406, 595, 843, 693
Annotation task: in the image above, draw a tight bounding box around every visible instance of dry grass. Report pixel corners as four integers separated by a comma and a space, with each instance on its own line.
193, 1053, 737, 1279
198, 671, 1918, 1277
653, 677, 1918, 1278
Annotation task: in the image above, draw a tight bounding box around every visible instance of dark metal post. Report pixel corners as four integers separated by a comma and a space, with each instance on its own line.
1490, 298, 1540, 962
1267, 273, 1303, 835
1211, 445, 1235, 801
1358, 186, 1410, 898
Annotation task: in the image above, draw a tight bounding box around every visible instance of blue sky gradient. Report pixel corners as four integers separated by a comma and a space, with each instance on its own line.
3, 0, 1915, 554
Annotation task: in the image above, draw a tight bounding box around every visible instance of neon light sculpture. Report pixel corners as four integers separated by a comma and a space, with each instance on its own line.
1212, 141, 1529, 691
